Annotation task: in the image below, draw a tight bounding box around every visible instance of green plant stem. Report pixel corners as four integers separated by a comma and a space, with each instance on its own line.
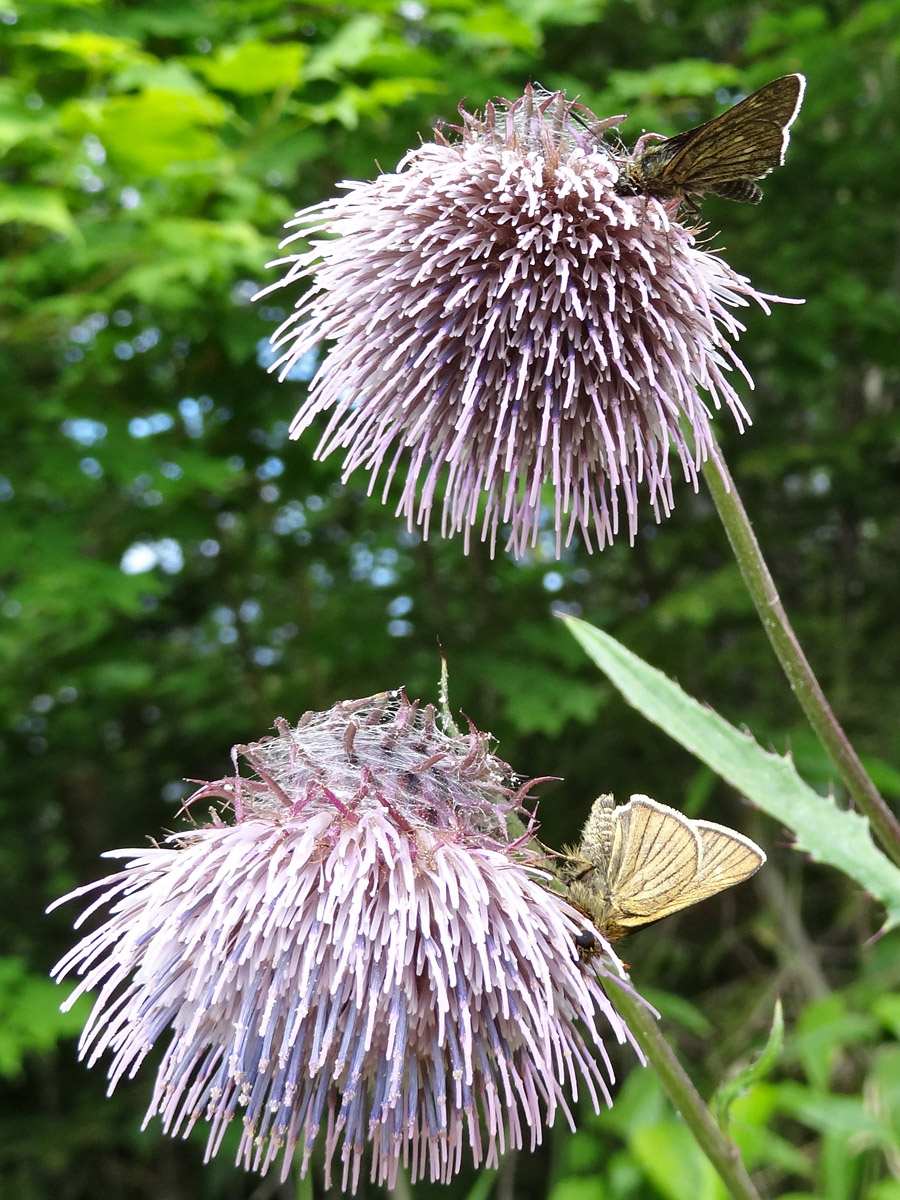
609, 979, 762, 1200
702, 437, 900, 869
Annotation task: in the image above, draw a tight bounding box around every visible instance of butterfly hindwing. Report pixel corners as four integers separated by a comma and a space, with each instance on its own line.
690, 820, 767, 898
608, 795, 702, 921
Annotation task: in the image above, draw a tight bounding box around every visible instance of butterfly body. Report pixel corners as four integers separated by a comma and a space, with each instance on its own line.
614, 73, 806, 206
557, 793, 765, 943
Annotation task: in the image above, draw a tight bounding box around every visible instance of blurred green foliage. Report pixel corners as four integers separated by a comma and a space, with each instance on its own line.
3, 0, 900, 1196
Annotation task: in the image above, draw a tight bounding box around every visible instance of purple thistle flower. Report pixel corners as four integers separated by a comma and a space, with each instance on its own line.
50, 691, 642, 1191
260, 86, 793, 558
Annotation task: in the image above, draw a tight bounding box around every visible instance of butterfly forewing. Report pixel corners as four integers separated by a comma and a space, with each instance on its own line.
617, 73, 805, 204
609, 796, 702, 919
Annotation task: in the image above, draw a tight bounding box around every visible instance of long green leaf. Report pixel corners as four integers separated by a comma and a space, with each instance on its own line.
563, 616, 900, 930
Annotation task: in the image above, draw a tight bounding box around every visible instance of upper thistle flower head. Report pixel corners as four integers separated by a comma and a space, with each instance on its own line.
50, 690, 641, 1191
260, 86, 788, 557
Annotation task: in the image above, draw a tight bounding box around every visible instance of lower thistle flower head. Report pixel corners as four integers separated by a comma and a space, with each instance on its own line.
50, 691, 641, 1191
261, 86, 791, 557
